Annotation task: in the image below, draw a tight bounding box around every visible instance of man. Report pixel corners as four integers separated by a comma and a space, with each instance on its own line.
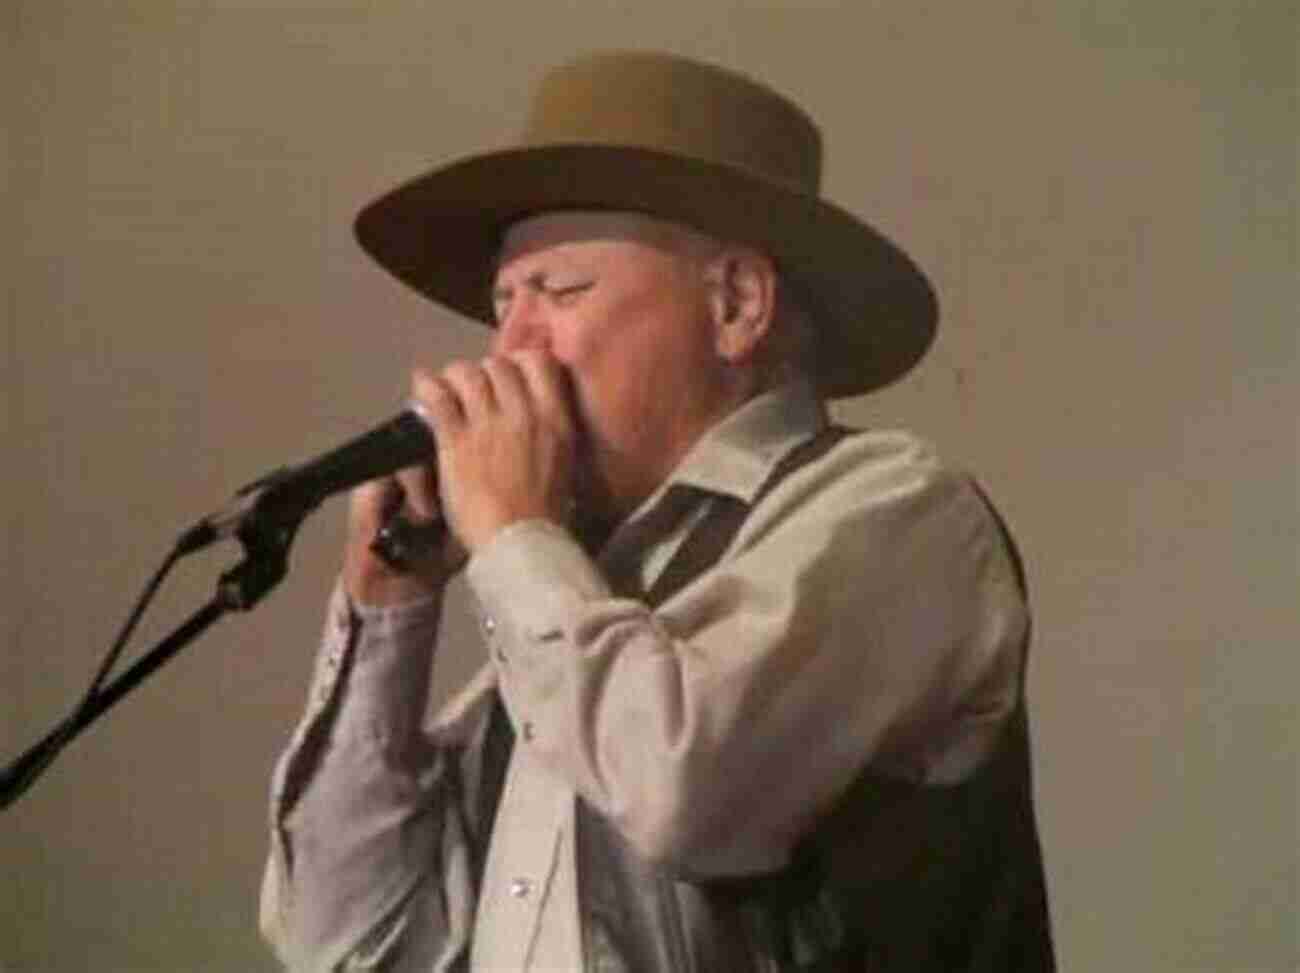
260, 52, 1054, 971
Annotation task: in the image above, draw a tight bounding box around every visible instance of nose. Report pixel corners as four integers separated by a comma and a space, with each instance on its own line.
493, 290, 550, 355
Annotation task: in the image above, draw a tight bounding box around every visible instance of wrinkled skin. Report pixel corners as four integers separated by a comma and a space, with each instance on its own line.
344, 210, 777, 606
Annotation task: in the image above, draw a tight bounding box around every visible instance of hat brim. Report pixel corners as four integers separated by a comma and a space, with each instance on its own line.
354, 144, 937, 398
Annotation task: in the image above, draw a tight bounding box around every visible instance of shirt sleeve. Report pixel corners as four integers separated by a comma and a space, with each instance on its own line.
465, 431, 1029, 879
259, 580, 497, 972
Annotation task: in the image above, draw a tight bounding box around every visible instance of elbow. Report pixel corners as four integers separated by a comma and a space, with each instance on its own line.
603, 779, 756, 877
588, 760, 702, 868
620, 801, 694, 867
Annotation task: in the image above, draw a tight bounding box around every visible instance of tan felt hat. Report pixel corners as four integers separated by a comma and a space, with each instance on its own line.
355, 51, 937, 398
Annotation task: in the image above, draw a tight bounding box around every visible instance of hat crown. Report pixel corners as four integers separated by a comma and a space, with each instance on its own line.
354, 51, 937, 398
523, 52, 823, 196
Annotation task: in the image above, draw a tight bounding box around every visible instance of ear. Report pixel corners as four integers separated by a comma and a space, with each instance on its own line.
705, 248, 778, 365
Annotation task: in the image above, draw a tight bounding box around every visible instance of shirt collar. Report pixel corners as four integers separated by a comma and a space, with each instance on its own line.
665, 379, 829, 505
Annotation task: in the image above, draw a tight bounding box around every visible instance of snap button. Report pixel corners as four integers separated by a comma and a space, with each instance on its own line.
509, 876, 533, 899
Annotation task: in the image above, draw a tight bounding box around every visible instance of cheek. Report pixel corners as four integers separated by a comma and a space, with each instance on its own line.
558, 323, 638, 423
557, 276, 713, 434
581, 326, 707, 449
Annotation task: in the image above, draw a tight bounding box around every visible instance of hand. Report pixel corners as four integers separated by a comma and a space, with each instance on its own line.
341, 460, 466, 607
417, 350, 578, 552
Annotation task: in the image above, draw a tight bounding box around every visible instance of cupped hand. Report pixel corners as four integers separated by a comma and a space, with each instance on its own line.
417, 349, 579, 552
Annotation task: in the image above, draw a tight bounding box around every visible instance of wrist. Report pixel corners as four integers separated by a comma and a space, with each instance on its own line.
344, 545, 448, 608
461, 499, 570, 553
347, 571, 443, 609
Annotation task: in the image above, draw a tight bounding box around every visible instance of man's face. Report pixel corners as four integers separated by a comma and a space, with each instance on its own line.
491, 211, 733, 518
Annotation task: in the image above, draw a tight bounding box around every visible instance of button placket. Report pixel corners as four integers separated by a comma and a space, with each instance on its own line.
481, 613, 509, 666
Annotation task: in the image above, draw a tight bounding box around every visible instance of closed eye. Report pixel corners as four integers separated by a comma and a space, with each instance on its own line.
491, 276, 594, 323
544, 281, 594, 304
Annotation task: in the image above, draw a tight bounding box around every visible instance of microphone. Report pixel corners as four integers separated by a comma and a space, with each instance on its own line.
178, 406, 435, 555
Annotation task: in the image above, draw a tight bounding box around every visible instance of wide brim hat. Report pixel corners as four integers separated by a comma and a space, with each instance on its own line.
355, 51, 937, 398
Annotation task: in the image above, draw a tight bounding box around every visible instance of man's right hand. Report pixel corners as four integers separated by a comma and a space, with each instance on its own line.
341, 465, 466, 608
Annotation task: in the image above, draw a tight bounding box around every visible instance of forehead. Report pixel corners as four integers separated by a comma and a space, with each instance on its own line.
495, 210, 714, 276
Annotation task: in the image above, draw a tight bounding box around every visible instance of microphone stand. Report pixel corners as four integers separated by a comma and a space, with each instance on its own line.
0, 493, 310, 811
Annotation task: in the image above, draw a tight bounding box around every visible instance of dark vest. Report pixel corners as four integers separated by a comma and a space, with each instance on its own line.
476, 428, 1055, 971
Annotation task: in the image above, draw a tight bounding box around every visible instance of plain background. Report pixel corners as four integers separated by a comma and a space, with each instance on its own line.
3, 2, 1294, 970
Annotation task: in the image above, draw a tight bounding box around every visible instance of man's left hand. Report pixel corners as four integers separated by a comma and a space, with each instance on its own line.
414, 349, 579, 552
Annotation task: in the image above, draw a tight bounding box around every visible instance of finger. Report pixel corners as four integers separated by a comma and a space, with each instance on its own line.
394, 462, 440, 521
439, 358, 496, 422
512, 349, 576, 432
412, 367, 463, 441
348, 476, 403, 537
481, 355, 529, 420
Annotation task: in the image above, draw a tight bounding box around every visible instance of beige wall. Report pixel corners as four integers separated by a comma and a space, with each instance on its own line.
3, 2, 1294, 970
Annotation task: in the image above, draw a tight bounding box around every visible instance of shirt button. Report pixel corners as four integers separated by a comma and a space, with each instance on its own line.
482, 615, 497, 636
509, 876, 533, 899
521, 720, 535, 742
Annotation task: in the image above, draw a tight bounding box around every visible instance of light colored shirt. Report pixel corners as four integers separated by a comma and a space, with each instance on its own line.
259, 381, 1029, 971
